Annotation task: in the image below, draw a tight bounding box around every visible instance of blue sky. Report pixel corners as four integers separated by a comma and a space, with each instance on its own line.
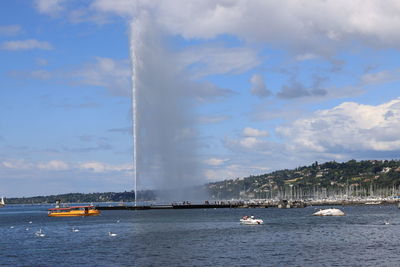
1, 0, 400, 197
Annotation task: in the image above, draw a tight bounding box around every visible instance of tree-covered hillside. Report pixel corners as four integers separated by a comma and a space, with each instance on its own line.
206, 160, 400, 200
5, 190, 156, 204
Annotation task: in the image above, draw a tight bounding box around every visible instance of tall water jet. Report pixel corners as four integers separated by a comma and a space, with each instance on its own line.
128, 15, 206, 202
130, 21, 138, 206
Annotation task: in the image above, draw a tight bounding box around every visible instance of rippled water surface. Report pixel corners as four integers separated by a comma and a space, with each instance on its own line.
1, 205, 400, 266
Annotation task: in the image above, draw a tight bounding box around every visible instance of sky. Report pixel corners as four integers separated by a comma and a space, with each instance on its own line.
1, 0, 400, 197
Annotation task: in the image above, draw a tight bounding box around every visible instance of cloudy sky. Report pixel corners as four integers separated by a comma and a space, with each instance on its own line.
1, 0, 400, 197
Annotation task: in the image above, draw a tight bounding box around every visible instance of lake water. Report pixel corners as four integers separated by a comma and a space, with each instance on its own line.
1, 204, 400, 266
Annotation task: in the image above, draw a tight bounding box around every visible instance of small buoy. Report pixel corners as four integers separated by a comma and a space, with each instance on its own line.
29, 221, 32, 224
10, 226, 14, 229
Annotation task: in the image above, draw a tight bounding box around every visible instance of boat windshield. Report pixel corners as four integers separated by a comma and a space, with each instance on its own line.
48, 206, 96, 212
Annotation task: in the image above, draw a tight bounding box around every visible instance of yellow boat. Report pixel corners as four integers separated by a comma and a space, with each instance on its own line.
48, 205, 100, 217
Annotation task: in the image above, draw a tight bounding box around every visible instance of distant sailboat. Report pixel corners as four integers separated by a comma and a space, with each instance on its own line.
0, 197, 5, 207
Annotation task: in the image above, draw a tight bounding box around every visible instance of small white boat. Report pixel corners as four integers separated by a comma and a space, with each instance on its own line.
0, 197, 5, 207
313, 208, 345, 216
240, 216, 263, 225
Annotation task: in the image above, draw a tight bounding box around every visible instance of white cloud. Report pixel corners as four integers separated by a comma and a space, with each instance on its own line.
250, 74, 271, 98
0, 25, 22, 36
225, 136, 270, 151
204, 158, 229, 166
180, 45, 261, 78
242, 127, 269, 137
1, 160, 33, 170
361, 69, 400, 84
238, 137, 260, 149
75, 57, 130, 96
1, 39, 53, 50
1, 159, 131, 173
8, 69, 52, 80
35, 0, 65, 15
38, 160, 69, 171
79, 162, 107, 173
295, 53, 318, 61
79, 161, 132, 173
8, 57, 129, 96
91, 0, 400, 55
277, 98, 400, 153
91, 0, 155, 18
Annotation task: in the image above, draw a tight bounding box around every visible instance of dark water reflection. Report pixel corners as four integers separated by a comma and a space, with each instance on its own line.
1, 205, 400, 266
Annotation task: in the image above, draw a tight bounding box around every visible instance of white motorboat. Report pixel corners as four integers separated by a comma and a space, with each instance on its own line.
312, 208, 345, 216
240, 216, 263, 225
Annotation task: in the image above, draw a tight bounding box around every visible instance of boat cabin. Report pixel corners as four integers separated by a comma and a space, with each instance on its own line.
48, 205, 100, 217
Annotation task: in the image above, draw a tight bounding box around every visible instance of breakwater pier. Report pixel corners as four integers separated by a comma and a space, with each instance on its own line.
96, 198, 400, 210
97, 203, 240, 210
